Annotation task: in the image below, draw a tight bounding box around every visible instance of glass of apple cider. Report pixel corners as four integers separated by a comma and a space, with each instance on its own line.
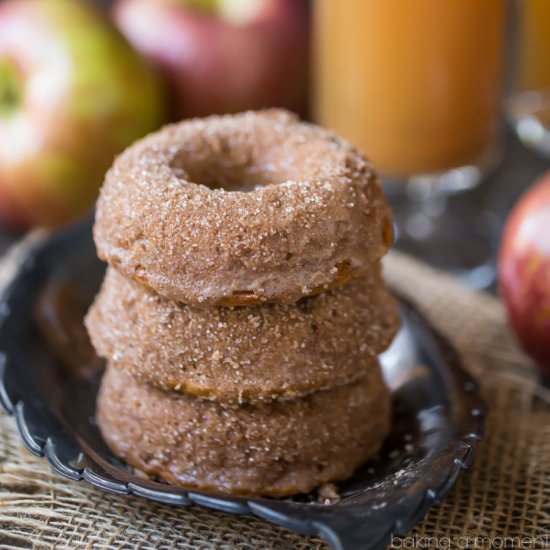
506, 0, 550, 157
314, 0, 506, 192
313, 0, 509, 288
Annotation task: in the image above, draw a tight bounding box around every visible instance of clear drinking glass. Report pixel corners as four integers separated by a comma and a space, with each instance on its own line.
313, 0, 507, 286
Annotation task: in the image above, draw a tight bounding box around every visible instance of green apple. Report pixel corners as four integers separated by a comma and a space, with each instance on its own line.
0, 0, 165, 228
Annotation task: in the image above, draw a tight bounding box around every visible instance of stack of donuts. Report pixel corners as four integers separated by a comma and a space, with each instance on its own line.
86, 110, 399, 496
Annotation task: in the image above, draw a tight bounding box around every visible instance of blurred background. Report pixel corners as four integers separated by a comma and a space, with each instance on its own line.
0, 0, 549, 372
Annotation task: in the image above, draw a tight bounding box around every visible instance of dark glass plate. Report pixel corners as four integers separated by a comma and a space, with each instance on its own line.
0, 216, 485, 550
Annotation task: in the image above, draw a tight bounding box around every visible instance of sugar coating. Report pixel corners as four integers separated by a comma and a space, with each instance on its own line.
97, 365, 390, 496
89, 109, 398, 496
86, 264, 399, 405
93, 109, 393, 305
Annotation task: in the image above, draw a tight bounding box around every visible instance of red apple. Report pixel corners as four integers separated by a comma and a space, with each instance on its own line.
499, 171, 550, 377
0, 0, 165, 228
112, 0, 309, 119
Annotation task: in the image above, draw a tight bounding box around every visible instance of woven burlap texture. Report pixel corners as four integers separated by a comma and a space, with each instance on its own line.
0, 243, 548, 549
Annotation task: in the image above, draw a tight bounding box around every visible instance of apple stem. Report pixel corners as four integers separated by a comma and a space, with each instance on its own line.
0, 60, 21, 116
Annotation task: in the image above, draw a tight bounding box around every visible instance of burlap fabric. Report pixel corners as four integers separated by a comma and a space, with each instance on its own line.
0, 238, 548, 549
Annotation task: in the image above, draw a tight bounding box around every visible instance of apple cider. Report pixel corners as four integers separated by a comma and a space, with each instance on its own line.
506, 0, 550, 156
518, 0, 550, 93
314, 0, 505, 180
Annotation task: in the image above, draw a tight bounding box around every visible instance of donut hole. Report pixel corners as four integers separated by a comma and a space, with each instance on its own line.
170, 144, 290, 192
174, 160, 272, 192
168, 127, 331, 192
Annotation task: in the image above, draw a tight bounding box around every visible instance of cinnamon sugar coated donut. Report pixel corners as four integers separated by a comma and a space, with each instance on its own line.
97, 365, 390, 496
89, 109, 399, 496
93, 110, 393, 305
85, 265, 399, 404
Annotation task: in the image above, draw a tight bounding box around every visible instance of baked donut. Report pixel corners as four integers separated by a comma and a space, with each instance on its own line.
93, 110, 393, 306
85, 265, 399, 404
97, 365, 390, 496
